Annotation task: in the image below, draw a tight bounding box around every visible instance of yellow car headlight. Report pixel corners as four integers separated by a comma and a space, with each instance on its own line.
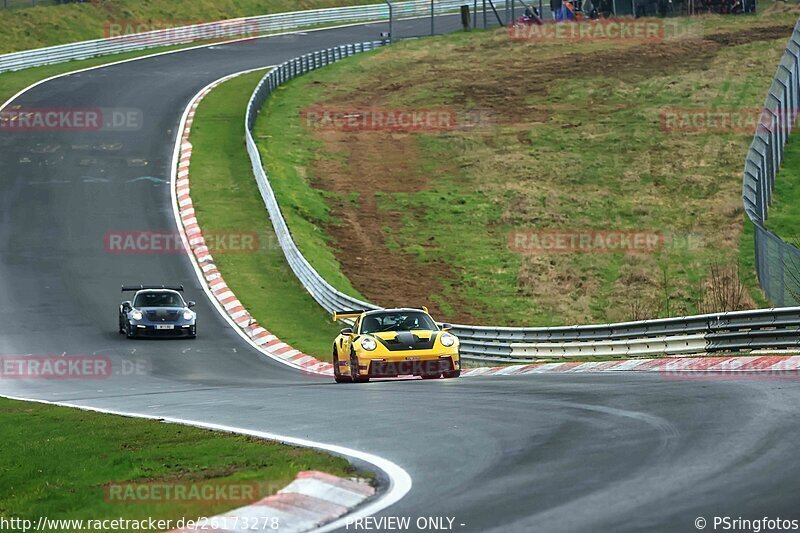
360, 337, 377, 351
441, 332, 456, 347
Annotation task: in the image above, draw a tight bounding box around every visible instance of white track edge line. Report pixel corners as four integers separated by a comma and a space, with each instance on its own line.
0, 393, 412, 531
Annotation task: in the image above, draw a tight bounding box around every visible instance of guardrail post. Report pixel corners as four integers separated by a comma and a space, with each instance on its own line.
779, 244, 786, 307
385, 1, 393, 43
431, 0, 435, 36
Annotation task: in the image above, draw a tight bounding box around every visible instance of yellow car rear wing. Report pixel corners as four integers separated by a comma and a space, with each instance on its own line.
333, 310, 365, 321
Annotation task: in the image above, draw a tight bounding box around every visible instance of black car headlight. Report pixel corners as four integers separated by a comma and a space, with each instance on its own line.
131, 310, 143, 321
183, 310, 195, 321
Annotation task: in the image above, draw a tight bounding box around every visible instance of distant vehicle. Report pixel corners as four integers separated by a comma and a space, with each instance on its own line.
331, 308, 461, 383
517, 5, 543, 24
118, 285, 197, 339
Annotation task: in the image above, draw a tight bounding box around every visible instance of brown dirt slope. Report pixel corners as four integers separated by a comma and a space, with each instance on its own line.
304, 20, 792, 324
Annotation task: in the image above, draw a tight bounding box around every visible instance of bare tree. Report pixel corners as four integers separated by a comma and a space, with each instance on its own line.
697, 262, 748, 314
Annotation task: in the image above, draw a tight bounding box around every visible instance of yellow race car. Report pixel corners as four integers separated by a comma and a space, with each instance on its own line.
331, 308, 461, 383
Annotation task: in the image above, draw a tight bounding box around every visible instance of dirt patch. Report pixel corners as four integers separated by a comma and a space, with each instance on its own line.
516, 254, 602, 322
761, 1, 800, 15
311, 129, 476, 322
303, 21, 791, 324
449, 23, 795, 122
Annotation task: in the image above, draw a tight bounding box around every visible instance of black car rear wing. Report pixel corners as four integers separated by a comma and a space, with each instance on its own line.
122, 285, 185, 292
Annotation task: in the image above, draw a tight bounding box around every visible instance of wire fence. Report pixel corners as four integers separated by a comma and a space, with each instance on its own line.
1, 0, 60, 8
742, 18, 800, 307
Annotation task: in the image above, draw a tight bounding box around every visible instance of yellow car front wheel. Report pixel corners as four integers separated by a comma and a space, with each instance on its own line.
333, 347, 351, 384
350, 348, 370, 384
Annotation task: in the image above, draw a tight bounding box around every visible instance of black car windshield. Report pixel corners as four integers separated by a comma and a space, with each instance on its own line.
360, 311, 437, 334
134, 291, 184, 308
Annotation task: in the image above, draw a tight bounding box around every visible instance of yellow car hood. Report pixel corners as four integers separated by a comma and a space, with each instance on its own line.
369, 330, 436, 341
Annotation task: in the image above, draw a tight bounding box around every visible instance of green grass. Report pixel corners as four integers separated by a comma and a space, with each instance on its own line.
253, 14, 794, 327
0, 397, 359, 524
766, 134, 800, 245
188, 72, 344, 359
253, 72, 369, 299
0, 0, 373, 55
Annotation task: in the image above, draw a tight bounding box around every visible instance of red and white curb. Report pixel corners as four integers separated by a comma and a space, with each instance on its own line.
174, 471, 375, 532
173, 71, 335, 377
461, 354, 800, 377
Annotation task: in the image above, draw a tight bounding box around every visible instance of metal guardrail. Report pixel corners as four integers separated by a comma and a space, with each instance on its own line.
245, 41, 387, 319
244, 39, 800, 361
742, 18, 800, 307
0, 0, 467, 74
2, 0, 59, 9
4, 0, 794, 360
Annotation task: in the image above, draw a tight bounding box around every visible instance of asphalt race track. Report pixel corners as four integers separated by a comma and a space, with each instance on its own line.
2, 15, 800, 533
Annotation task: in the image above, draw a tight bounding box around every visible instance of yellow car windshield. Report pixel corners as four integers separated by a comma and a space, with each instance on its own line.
361, 312, 437, 334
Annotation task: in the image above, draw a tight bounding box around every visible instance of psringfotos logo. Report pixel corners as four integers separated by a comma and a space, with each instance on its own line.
509, 18, 702, 43
0, 108, 142, 132
661, 107, 798, 133
104, 230, 262, 255
508, 230, 664, 255
301, 107, 494, 133
104, 480, 282, 505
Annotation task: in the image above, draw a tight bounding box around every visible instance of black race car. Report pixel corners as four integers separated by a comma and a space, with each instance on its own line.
119, 285, 197, 339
